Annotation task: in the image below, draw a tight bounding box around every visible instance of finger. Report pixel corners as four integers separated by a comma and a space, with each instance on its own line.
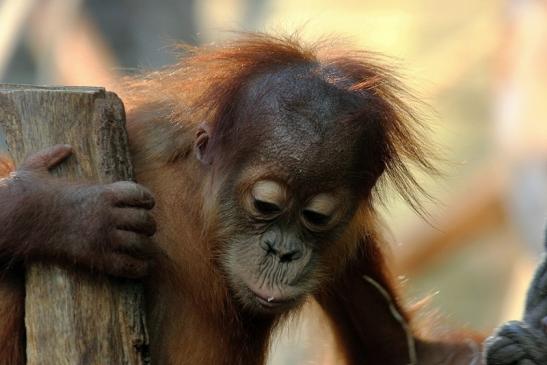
107, 181, 155, 209
112, 208, 156, 236
110, 229, 156, 258
21, 145, 73, 171
102, 253, 150, 279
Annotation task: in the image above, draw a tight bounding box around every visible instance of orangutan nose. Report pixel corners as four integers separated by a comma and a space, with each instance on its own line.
261, 240, 303, 263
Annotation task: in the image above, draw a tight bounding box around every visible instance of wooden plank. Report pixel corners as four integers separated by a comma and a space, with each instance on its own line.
0, 84, 149, 365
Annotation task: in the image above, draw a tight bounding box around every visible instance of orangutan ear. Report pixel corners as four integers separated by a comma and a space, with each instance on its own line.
195, 122, 212, 165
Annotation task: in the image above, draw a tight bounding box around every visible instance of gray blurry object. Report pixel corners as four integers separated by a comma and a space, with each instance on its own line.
1, 0, 198, 83
507, 160, 547, 255
1, 0, 273, 80
484, 235, 547, 364
84, 0, 197, 69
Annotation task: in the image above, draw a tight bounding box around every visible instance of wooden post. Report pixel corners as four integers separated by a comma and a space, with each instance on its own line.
0, 85, 149, 365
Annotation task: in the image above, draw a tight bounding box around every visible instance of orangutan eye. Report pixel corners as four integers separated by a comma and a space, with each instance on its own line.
254, 199, 281, 215
250, 180, 286, 217
302, 209, 330, 226
302, 193, 338, 229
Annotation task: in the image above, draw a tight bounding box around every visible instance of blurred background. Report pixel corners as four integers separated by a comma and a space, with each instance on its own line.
1, 0, 546, 363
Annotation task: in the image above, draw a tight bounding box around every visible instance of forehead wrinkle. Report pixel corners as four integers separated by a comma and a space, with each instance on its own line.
243, 116, 361, 190
244, 85, 360, 151
241, 63, 359, 118
231, 65, 380, 195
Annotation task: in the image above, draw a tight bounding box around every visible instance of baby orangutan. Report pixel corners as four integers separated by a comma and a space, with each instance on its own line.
1, 33, 547, 365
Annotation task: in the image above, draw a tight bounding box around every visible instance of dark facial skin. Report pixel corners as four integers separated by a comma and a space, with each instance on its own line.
0, 145, 157, 278
197, 66, 381, 313
216, 172, 356, 314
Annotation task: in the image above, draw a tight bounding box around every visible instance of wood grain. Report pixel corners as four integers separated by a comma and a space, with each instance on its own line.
0, 84, 149, 365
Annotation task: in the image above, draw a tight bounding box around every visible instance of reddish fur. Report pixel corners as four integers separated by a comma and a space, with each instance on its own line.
123, 33, 481, 364
315, 229, 410, 364
0, 158, 25, 365
0, 34, 482, 364
0, 272, 25, 365
0, 156, 13, 178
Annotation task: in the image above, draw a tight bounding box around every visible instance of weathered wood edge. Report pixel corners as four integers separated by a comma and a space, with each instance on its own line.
0, 85, 150, 365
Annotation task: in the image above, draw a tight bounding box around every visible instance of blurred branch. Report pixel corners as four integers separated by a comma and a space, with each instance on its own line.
25, 0, 118, 87
396, 0, 547, 291
0, 0, 37, 78
419, 16, 500, 97
395, 161, 509, 275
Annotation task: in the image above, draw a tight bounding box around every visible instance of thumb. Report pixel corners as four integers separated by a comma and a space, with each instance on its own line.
20, 145, 73, 171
